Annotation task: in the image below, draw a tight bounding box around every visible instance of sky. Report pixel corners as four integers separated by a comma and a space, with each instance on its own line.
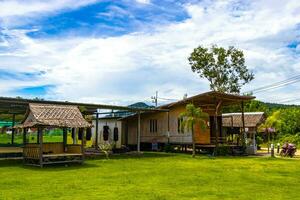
0, 0, 300, 106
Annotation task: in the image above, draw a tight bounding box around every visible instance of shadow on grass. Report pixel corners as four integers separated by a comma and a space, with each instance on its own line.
89, 151, 178, 161
0, 159, 99, 171
0, 152, 176, 170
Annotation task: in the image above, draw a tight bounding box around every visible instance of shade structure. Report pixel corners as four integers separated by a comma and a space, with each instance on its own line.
17, 103, 92, 128
222, 112, 265, 128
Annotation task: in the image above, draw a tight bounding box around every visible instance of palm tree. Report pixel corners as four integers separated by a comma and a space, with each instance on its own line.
180, 103, 209, 157
258, 111, 281, 153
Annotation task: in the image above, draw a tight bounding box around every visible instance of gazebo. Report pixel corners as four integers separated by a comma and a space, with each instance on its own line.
17, 103, 92, 167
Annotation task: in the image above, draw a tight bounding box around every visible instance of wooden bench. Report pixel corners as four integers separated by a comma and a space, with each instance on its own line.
23, 143, 84, 167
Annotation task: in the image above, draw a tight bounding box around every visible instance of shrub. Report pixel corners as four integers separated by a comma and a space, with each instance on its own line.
277, 133, 300, 147
164, 144, 174, 153
256, 135, 263, 149
214, 145, 231, 156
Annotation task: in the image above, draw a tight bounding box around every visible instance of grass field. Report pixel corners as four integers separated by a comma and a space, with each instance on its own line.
0, 133, 93, 147
0, 153, 299, 200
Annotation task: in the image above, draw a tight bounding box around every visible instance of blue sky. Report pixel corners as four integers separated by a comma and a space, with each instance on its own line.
0, 0, 300, 105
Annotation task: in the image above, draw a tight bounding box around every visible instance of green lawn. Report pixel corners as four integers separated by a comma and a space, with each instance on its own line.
0, 153, 299, 200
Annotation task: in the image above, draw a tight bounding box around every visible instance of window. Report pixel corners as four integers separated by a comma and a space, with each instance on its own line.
150, 119, 158, 133
178, 117, 184, 133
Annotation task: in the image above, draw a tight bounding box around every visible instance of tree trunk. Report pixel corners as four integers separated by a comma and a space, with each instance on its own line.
192, 125, 195, 158
267, 128, 270, 153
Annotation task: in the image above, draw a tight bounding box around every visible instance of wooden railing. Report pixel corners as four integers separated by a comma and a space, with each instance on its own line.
210, 137, 227, 144
23, 143, 82, 159
66, 145, 82, 154
23, 145, 40, 159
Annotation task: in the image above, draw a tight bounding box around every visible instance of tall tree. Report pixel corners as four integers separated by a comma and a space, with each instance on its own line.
188, 45, 254, 93
180, 104, 208, 157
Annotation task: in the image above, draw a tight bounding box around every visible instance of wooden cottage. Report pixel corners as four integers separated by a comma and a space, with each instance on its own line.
17, 103, 92, 167
121, 91, 255, 150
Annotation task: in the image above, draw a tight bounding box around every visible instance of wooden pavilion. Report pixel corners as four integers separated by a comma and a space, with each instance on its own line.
17, 103, 92, 167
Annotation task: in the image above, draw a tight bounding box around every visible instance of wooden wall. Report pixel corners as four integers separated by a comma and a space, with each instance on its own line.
126, 104, 213, 145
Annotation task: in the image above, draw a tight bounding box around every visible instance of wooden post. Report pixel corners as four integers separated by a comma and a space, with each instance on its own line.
137, 111, 141, 153
214, 101, 222, 147
37, 129, 40, 144
38, 128, 43, 168
167, 111, 170, 144
95, 113, 99, 149
63, 128, 67, 152
11, 114, 16, 144
23, 128, 27, 145
72, 128, 76, 144
81, 128, 85, 162
241, 101, 246, 146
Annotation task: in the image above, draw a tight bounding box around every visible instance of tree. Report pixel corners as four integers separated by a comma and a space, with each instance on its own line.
258, 111, 281, 152
188, 45, 254, 93
180, 104, 209, 157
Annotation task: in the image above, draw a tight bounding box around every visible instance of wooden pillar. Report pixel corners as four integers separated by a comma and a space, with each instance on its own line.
72, 128, 76, 144
137, 111, 141, 153
81, 128, 85, 162
63, 128, 67, 152
214, 101, 222, 146
167, 111, 170, 144
23, 128, 27, 145
38, 128, 43, 168
37, 129, 40, 144
241, 101, 246, 146
95, 113, 99, 149
11, 114, 16, 144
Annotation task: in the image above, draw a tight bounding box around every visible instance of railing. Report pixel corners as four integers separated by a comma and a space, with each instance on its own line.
23, 145, 40, 159
23, 143, 82, 159
66, 145, 82, 154
210, 137, 227, 144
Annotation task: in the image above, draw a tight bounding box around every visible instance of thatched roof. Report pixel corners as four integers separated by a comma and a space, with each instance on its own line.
17, 103, 92, 128
222, 112, 265, 128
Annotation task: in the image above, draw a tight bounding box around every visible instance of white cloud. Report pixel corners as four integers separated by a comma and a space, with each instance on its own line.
0, 0, 99, 28
135, 0, 151, 5
1, 0, 300, 105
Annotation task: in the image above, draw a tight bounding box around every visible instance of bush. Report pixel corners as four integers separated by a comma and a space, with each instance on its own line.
256, 135, 263, 149
214, 145, 231, 156
164, 144, 174, 153
277, 133, 300, 147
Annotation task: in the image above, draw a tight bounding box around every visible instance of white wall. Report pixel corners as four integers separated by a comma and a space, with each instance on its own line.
92, 119, 122, 148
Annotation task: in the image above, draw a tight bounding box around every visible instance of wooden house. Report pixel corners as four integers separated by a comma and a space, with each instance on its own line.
121, 91, 255, 150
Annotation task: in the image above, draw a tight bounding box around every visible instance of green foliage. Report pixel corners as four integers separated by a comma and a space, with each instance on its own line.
277, 108, 300, 135
277, 133, 300, 147
256, 136, 263, 148
189, 45, 254, 93
223, 100, 270, 114
0, 114, 24, 122
214, 145, 231, 156
164, 144, 174, 153
180, 104, 209, 133
258, 111, 281, 133
180, 104, 208, 157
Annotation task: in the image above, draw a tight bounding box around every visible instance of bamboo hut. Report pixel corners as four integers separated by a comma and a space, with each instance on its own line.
17, 103, 92, 167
